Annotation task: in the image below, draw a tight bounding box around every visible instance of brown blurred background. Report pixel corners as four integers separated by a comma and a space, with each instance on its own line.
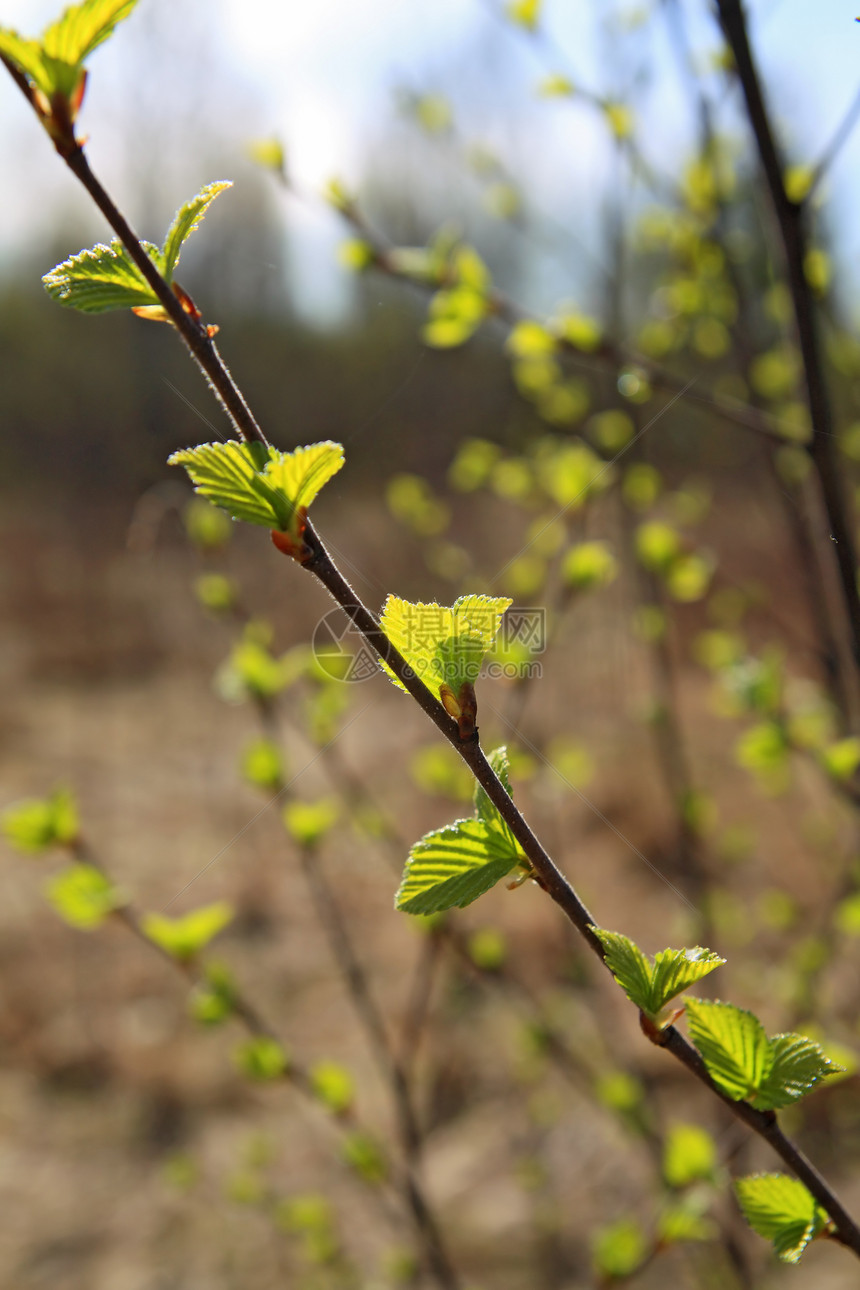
2, 2, 860, 1288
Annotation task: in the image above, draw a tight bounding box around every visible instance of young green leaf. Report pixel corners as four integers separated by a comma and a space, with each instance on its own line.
734, 1174, 828, 1263
234, 1035, 289, 1081
395, 818, 523, 915
591, 928, 725, 1024
168, 440, 344, 535
591, 1218, 647, 1279
591, 928, 653, 1012
45, 862, 125, 929
473, 744, 514, 826
142, 901, 233, 961
506, 0, 541, 31
240, 737, 285, 790
662, 1123, 718, 1189
684, 999, 771, 1101
161, 180, 232, 282
754, 1033, 843, 1110
283, 799, 339, 849
341, 1131, 388, 1184
189, 961, 237, 1026
1, 0, 138, 100
42, 0, 138, 68
685, 999, 843, 1108
0, 31, 49, 90
310, 1061, 355, 1114
43, 239, 163, 313
379, 593, 511, 697
2, 786, 79, 853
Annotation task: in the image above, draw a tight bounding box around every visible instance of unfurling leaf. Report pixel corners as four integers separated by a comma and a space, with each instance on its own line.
282, 799, 339, 848
592, 1218, 647, 1279
379, 593, 511, 699
161, 181, 232, 281
168, 440, 344, 537
43, 240, 163, 313
685, 999, 843, 1108
591, 928, 724, 1026
0, 0, 138, 103
142, 901, 233, 961
45, 862, 125, 929
235, 1035, 289, 1080
310, 1061, 355, 1114
397, 748, 525, 914
506, 0, 541, 31
734, 1174, 829, 1263
44, 180, 231, 314
2, 786, 79, 853
663, 1123, 717, 1188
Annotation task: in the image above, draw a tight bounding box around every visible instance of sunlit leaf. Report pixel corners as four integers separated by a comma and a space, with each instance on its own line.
561, 540, 618, 591
379, 593, 511, 697
395, 817, 523, 915
142, 901, 233, 961
506, 0, 541, 30
42, 0, 138, 67
45, 862, 125, 929
592, 929, 724, 1023
235, 1035, 289, 1080
663, 1123, 717, 1188
169, 440, 344, 533
247, 137, 286, 176
240, 737, 284, 790
43, 240, 162, 313
162, 180, 232, 281
753, 1033, 843, 1111
190, 961, 237, 1026
734, 1174, 828, 1263
649, 947, 726, 1014
592, 1218, 647, 1278
474, 745, 514, 827
311, 1061, 354, 1113
591, 928, 653, 1013
283, 799, 339, 848
341, 1131, 388, 1183
1, 0, 138, 99
685, 999, 771, 1100
2, 786, 79, 853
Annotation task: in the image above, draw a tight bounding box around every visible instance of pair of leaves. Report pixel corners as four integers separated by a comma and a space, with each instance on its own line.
379, 593, 512, 699
2, 786, 79, 853
592, 927, 724, 1027
142, 901, 233, 962
735, 1174, 829, 1263
43, 180, 231, 313
0, 0, 137, 101
685, 999, 842, 1110
169, 439, 345, 536
395, 747, 526, 915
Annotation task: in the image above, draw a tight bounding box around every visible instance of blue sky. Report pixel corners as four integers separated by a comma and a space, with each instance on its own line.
1, 1, 859, 321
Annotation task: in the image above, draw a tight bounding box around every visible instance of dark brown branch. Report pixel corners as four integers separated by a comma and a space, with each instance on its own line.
716, 0, 860, 680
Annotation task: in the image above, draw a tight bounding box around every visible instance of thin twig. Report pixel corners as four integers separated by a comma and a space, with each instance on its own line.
8, 84, 860, 1261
